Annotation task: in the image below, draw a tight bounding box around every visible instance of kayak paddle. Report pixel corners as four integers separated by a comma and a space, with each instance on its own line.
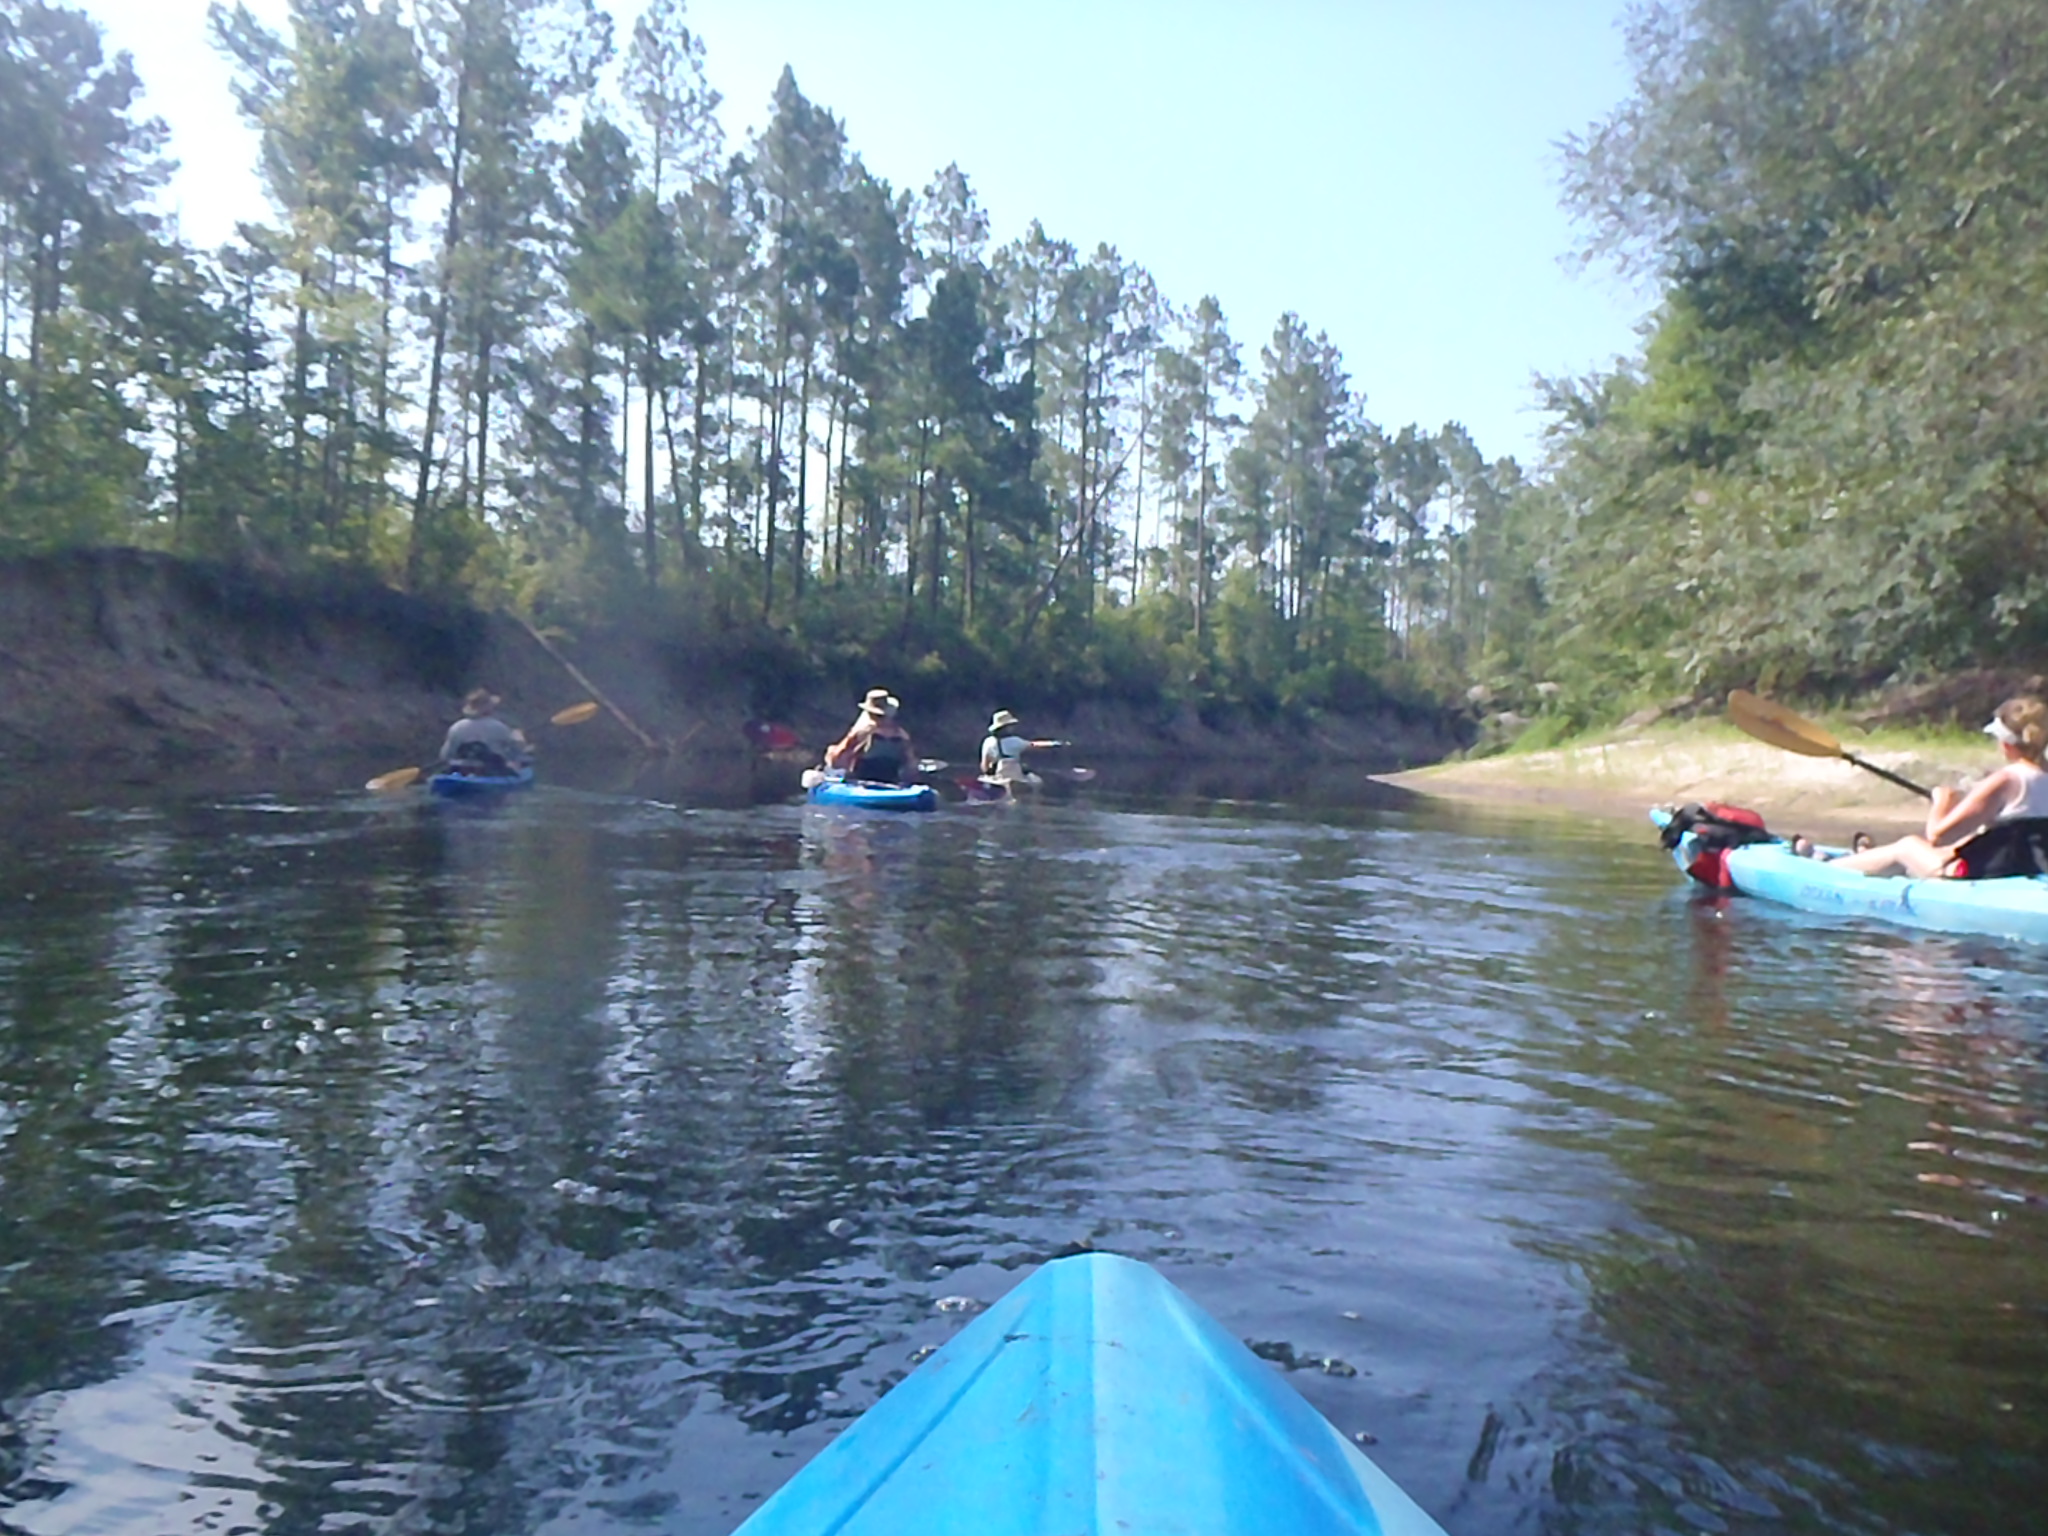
365, 700, 600, 792
1727, 689, 1931, 799
366, 765, 425, 792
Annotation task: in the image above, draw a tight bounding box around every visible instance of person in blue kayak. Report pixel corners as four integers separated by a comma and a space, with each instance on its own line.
824, 688, 915, 784
1832, 695, 2048, 878
979, 709, 1065, 788
440, 688, 530, 776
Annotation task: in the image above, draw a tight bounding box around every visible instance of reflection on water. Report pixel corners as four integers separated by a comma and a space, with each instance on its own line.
1, 790, 2044, 1534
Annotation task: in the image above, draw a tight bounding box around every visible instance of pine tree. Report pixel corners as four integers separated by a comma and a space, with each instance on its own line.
405, 0, 609, 594
0, 0, 169, 549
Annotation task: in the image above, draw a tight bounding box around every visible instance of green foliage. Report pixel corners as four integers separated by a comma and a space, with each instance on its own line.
1503, 712, 1580, 756
2, 0, 1567, 726
1531, 0, 2048, 698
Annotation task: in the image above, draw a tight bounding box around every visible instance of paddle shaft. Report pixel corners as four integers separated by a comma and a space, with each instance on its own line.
1841, 751, 1932, 799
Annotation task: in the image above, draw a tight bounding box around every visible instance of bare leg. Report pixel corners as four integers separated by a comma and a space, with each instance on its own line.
1831, 834, 1954, 878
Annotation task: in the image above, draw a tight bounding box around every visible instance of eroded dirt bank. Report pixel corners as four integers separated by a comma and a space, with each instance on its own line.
0, 549, 1460, 800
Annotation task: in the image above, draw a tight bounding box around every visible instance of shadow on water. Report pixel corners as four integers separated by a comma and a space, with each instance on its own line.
0, 784, 2043, 1533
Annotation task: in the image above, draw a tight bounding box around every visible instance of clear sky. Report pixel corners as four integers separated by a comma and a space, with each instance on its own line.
83, 0, 1652, 466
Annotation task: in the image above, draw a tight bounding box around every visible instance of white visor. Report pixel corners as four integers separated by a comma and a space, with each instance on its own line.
1984, 716, 2021, 745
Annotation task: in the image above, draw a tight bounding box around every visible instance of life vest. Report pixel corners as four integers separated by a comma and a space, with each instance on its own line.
1950, 817, 2048, 880
851, 733, 908, 784
1661, 802, 1777, 888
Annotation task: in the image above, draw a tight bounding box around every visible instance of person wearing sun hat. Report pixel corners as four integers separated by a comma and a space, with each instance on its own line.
823, 687, 915, 784
1832, 695, 2048, 878
439, 687, 530, 775
979, 708, 1067, 787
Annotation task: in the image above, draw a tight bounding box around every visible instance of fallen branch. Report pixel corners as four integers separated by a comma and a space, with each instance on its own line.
514, 615, 663, 753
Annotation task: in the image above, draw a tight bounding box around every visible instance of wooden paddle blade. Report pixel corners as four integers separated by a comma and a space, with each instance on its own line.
550, 700, 600, 726
916, 758, 949, 774
366, 766, 423, 792
1727, 689, 1845, 758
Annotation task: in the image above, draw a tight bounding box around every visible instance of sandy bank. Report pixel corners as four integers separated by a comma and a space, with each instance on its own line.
1377, 721, 1988, 839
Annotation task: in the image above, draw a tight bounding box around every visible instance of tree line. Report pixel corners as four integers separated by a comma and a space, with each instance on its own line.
0, 0, 1526, 717
6, 0, 2035, 727
1510, 0, 2048, 721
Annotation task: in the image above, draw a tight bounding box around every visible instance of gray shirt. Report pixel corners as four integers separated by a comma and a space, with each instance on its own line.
440, 715, 526, 763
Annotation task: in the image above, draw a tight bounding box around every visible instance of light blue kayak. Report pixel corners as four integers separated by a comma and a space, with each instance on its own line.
729, 1252, 1447, 1536
806, 775, 937, 812
1653, 807, 2048, 944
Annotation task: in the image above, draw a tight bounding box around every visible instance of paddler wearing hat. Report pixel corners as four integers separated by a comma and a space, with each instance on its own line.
979, 708, 1064, 787
439, 687, 530, 776
823, 688, 915, 785
1832, 695, 2048, 879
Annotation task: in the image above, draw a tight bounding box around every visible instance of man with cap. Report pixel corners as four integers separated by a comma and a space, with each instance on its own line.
980, 709, 1065, 789
439, 688, 530, 776
824, 688, 915, 784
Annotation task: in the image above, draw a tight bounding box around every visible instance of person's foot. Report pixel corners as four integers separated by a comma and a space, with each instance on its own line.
1791, 835, 1818, 858
1852, 831, 1874, 852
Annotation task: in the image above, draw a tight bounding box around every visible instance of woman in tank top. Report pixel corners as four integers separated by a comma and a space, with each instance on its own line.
1833, 696, 2048, 879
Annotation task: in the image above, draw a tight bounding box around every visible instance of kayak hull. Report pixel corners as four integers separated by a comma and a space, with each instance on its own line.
807, 778, 937, 812
730, 1252, 1446, 1536
1725, 840, 2048, 942
1652, 808, 2048, 943
429, 765, 535, 798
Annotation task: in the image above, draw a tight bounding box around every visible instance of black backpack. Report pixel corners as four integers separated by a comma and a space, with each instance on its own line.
1659, 801, 1777, 854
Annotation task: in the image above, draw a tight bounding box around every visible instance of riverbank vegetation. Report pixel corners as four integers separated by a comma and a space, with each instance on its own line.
1518, 0, 2048, 720
2, 0, 2042, 727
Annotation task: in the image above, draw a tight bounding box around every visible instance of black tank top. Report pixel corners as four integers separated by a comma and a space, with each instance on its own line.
854, 736, 907, 784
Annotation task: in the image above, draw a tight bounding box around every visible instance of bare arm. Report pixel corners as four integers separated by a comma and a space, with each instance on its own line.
1926, 769, 2017, 845
830, 719, 887, 769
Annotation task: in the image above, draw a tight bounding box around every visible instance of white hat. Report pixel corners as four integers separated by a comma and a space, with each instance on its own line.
861, 688, 900, 716
989, 709, 1021, 731
1985, 714, 2021, 745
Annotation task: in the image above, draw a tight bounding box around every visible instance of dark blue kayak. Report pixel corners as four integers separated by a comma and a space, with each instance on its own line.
729, 1252, 1447, 1536
428, 764, 535, 798
806, 775, 936, 812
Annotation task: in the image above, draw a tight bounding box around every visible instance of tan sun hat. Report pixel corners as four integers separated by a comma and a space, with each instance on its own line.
861, 688, 900, 716
989, 709, 1021, 731
462, 688, 502, 716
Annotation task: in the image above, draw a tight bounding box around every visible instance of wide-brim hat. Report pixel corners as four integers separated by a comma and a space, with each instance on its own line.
462, 688, 502, 717
861, 688, 900, 716
989, 709, 1021, 731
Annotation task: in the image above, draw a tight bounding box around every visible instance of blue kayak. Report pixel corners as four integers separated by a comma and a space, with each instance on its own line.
729, 1252, 1447, 1536
1653, 807, 2048, 944
806, 776, 936, 812
429, 764, 535, 798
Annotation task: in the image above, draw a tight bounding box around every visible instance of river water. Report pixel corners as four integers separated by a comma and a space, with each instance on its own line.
0, 783, 2043, 1536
